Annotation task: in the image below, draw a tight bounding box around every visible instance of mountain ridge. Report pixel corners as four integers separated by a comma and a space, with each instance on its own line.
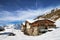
35, 8, 60, 21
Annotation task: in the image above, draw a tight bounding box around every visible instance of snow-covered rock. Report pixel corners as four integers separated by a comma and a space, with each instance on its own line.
14, 24, 21, 30
4, 24, 21, 30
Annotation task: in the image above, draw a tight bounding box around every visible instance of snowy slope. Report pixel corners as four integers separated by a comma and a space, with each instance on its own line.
55, 18, 60, 27
0, 27, 59, 40
0, 18, 60, 40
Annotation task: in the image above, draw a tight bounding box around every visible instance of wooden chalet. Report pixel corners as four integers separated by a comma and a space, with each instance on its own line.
21, 19, 56, 36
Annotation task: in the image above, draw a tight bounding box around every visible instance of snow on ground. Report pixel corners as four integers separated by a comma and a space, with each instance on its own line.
0, 18, 60, 40
0, 27, 59, 40
55, 18, 60, 27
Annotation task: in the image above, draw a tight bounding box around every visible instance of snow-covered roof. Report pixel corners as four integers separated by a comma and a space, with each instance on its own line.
26, 18, 47, 23
26, 19, 38, 23
48, 19, 55, 22
26, 18, 55, 23
38, 17, 45, 20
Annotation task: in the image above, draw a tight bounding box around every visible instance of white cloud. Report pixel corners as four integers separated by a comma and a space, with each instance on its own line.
0, 6, 60, 24
0, 9, 44, 21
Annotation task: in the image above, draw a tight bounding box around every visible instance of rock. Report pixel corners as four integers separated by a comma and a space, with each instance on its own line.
8, 33, 15, 36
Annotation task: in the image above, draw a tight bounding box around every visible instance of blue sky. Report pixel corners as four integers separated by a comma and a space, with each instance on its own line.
0, 0, 60, 11
0, 0, 60, 25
